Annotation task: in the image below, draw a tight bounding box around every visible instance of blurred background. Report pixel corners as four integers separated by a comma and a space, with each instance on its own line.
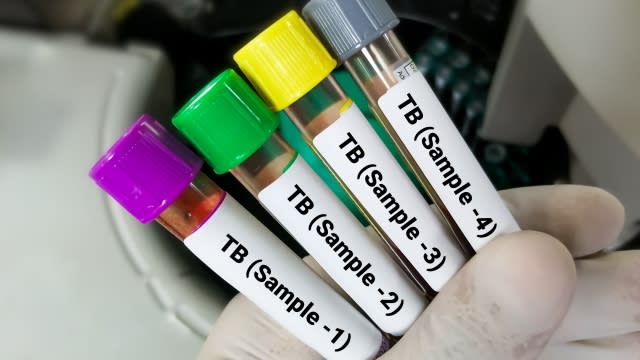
1, 0, 638, 358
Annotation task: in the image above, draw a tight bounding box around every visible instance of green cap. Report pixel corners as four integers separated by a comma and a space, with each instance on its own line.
172, 69, 278, 174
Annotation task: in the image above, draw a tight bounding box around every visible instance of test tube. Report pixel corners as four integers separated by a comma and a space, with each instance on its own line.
302, 0, 521, 253
89, 115, 385, 359
233, 11, 466, 295
172, 69, 426, 336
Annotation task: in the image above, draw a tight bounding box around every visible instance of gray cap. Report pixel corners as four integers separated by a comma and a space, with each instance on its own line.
302, 0, 399, 63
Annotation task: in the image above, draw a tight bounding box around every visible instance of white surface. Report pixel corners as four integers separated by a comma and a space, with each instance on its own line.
0, 28, 230, 359
526, 0, 640, 237
528, 0, 640, 159
259, 156, 426, 336
485, 0, 640, 153
482, 5, 575, 145
378, 72, 520, 251
483, 0, 639, 240
185, 194, 383, 359
560, 95, 640, 244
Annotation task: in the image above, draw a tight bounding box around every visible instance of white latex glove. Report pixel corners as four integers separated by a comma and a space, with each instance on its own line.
198, 185, 639, 359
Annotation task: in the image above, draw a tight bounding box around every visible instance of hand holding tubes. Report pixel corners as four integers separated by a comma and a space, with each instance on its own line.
199, 185, 639, 360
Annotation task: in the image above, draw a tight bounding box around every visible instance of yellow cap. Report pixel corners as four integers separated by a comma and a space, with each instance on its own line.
233, 11, 337, 111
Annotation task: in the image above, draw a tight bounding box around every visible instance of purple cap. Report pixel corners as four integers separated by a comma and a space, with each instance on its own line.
89, 114, 203, 224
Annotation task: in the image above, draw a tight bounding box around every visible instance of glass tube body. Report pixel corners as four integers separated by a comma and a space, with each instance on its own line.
284, 76, 432, 294
230, 133, 297, 196
344, 30, 472, 254
228, 132, 430, 333
157, 171, 225, 240
154, 170, 385, 358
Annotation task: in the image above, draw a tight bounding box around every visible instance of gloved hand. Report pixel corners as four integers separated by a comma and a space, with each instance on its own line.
197, 185, 639, 359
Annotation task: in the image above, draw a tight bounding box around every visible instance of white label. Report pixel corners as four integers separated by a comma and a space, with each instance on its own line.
184, 194, 382, 359
378, 63, 521, 251
312, 103, 466, 291
259, 156, 426, 336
